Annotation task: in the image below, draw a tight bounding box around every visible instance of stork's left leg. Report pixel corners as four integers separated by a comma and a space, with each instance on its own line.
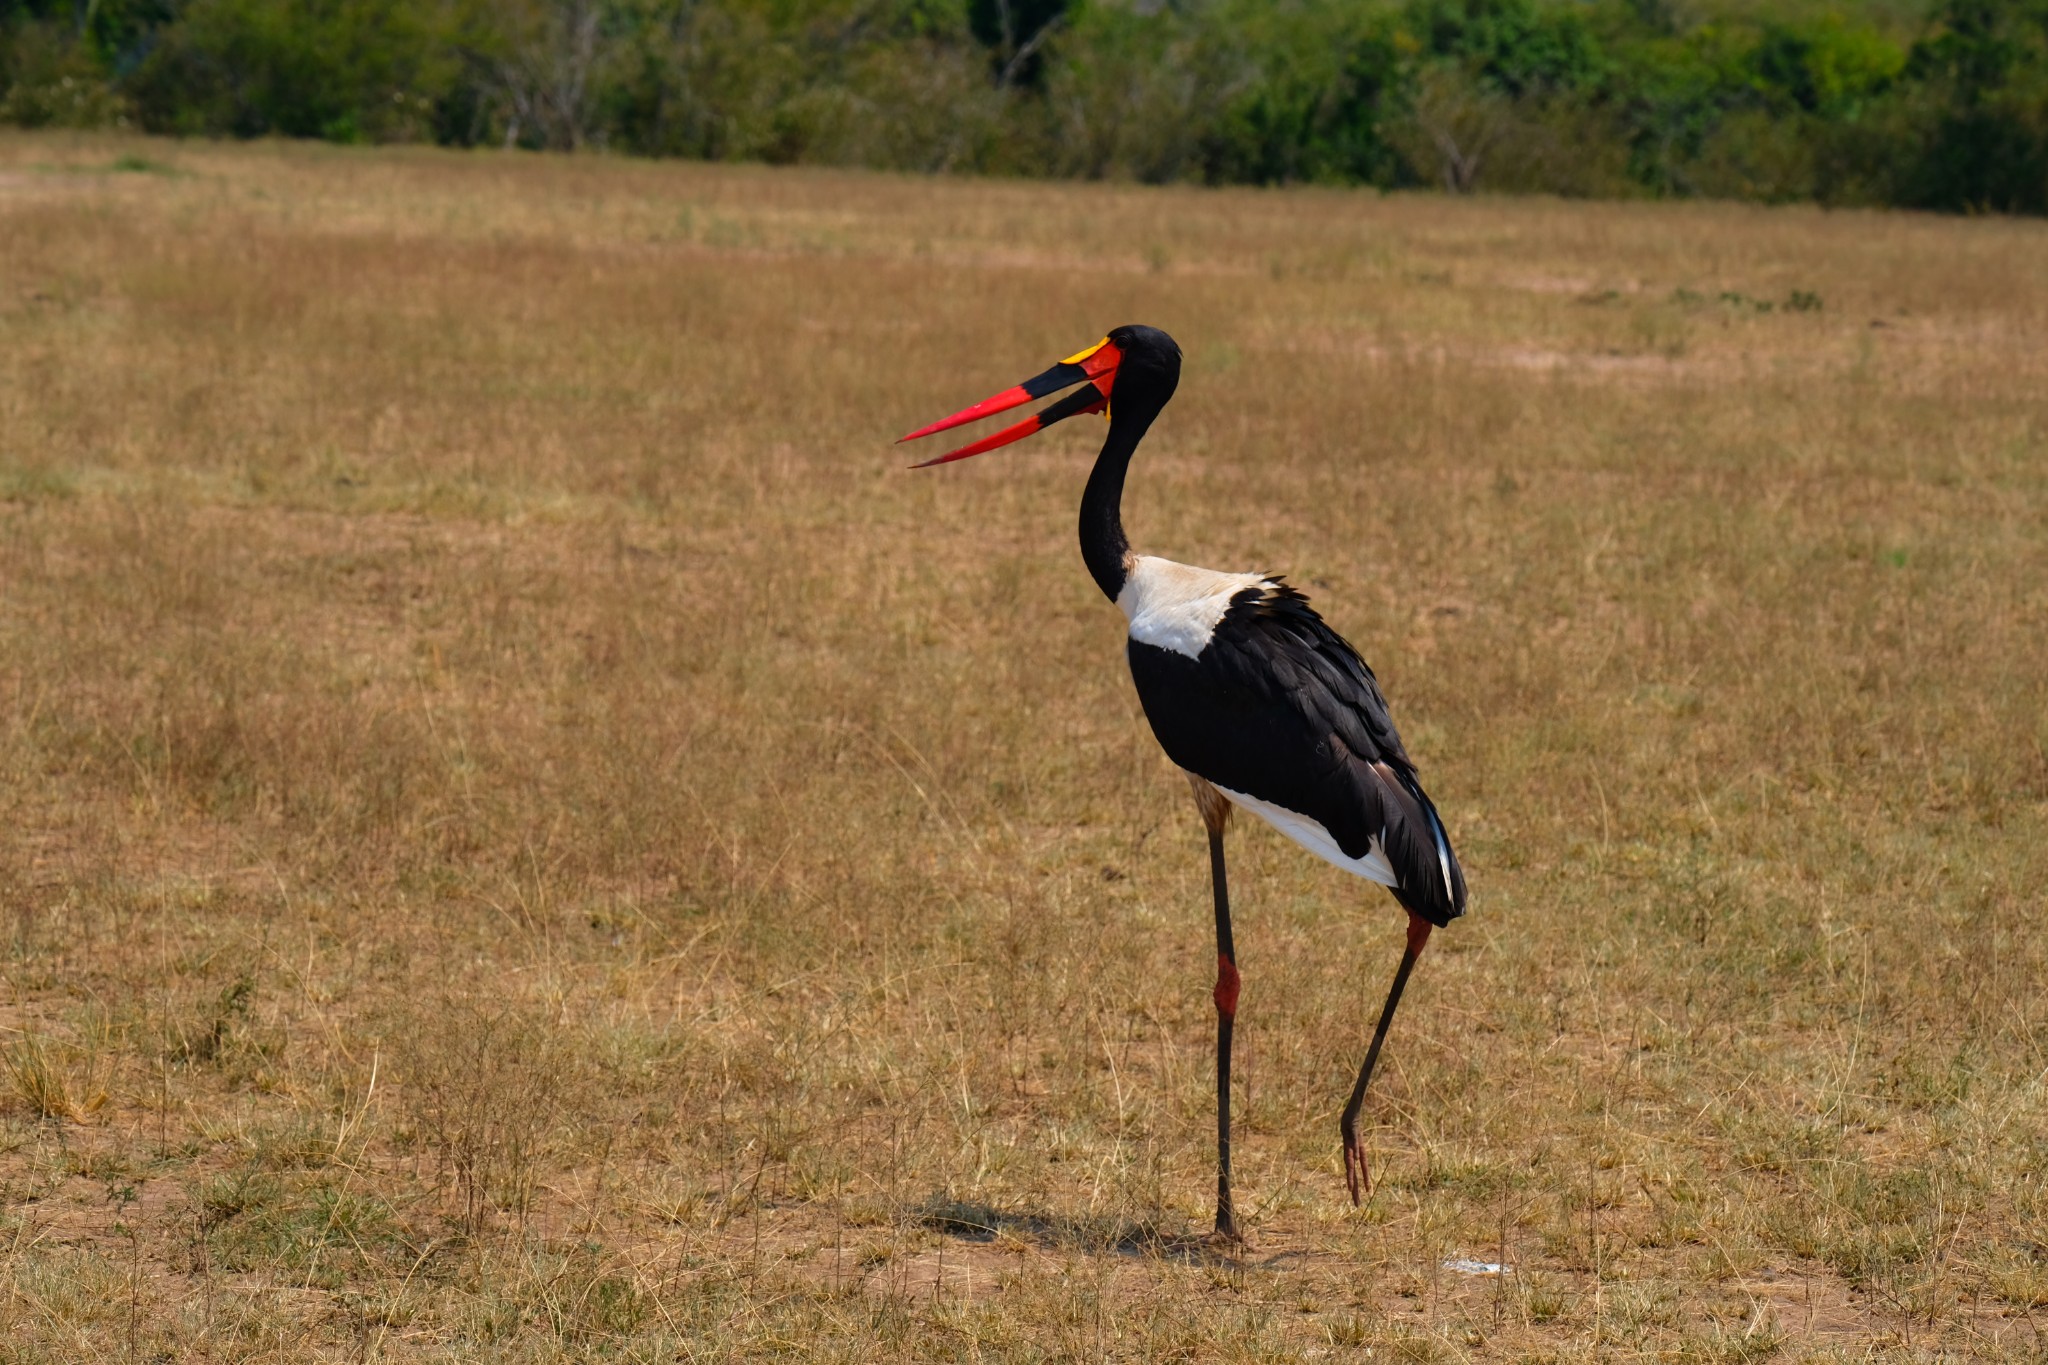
1187, 776, 1240, 1242
1339, 910, 1433, 1203
1208, 822, 1241, 1241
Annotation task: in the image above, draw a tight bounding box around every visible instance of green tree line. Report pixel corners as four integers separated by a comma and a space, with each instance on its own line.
4, 0, 2046, 213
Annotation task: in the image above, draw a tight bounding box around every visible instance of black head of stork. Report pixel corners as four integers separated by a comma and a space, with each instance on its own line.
901, 325, 1464, 1244
899, 324, 1183, 602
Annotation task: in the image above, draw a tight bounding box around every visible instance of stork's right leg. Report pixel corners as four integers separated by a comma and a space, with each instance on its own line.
1189, 776, 1240, 1242
1339, 910, 1433, 1203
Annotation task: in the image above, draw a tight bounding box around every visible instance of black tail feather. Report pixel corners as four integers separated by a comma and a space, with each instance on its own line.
1383, 768, 1465, 927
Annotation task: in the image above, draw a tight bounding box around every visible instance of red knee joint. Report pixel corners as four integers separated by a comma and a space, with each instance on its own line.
1213, 954, 1241, 1018
1406, 911, 1434, 955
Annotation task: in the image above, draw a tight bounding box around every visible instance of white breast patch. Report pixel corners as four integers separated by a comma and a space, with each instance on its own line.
1116, 556, 1268, 659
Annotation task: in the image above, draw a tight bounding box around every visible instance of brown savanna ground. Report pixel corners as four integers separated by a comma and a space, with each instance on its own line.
1, 132, 2046, 1362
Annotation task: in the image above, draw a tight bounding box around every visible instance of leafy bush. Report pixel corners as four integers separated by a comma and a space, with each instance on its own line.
120, 0, 463, 140
0, 17, 132, 127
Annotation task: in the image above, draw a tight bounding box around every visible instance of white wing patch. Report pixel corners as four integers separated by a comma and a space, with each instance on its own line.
1213, 785, 1400, 889
1116, 556, 1269, 659
1429, 813, 1455, 900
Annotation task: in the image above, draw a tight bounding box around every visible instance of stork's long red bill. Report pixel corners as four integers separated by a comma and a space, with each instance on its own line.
901, 337, 1122, 467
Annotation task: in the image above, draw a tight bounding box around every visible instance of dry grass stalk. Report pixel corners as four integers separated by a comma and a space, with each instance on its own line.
396, 994, 568, 1239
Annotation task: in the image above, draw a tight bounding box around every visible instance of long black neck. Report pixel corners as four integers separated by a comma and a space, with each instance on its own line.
1079, 401, 1159, 602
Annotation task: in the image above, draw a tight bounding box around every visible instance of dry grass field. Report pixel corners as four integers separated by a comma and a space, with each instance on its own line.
1, 131, 2046, 1362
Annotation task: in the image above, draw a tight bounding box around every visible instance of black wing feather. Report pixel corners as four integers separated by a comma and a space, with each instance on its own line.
1125, 579, 1466, 925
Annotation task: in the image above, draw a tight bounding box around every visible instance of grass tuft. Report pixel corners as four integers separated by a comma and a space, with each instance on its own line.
4, 1018, 112, 1123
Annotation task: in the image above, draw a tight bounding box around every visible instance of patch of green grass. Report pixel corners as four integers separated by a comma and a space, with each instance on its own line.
0, 465, 79, 502
110, 153, 177, 174
198, 1167, 408, 1287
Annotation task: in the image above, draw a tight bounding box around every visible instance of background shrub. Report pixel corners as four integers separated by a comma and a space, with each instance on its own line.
3, 0, 2046, 213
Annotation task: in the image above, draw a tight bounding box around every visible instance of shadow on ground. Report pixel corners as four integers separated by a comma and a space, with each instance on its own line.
917, 1193, 1312, 1269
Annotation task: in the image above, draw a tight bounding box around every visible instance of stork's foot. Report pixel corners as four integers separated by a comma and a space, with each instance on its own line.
1203, 1216, 1250, 1255
1342, 1124, 1371, 1205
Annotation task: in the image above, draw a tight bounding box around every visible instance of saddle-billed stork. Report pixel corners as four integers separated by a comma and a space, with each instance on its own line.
900, 324, 1466, 1241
